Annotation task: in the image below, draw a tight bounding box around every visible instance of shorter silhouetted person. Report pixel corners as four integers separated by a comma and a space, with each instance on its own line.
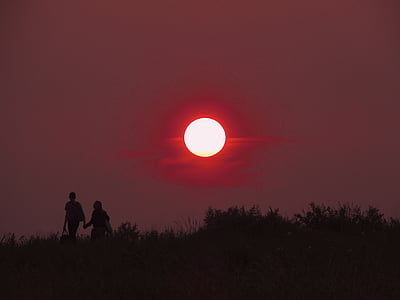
84, 201, 111, 240
63, 192, 85, 241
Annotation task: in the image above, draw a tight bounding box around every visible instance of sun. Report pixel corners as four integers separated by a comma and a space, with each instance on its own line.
184, 118, 226, 157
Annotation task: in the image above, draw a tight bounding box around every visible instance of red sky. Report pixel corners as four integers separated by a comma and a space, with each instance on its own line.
1, 0, 400, 236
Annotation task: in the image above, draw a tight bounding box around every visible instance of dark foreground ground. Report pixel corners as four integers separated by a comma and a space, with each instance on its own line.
1, 204, 400, 299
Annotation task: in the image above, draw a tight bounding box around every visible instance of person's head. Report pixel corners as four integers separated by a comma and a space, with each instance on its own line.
69, 192, 76, 201
93, 200, 102, 210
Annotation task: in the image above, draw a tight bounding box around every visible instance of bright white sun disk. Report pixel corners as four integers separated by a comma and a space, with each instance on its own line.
184, 118, 226, 157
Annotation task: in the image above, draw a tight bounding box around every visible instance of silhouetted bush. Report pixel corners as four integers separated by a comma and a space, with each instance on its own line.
256, 207, 296, 231
139, 228, 181, 241
294, 202, 387, 232
204, 205, 262, 232
202, 203, 399, 235
203, 205, 295, 233
0, 233, 17, 246
389, 217, 400, 232
113, 222, 140, 242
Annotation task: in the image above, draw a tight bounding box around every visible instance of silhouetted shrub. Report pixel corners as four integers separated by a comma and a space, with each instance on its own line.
0, 233, 17, 246
203, 206, 295, 233
141, 229, 160, 240
389, 217, 400, 231
358, 206, 387, 231
294, 202, 387, 232
113, 222, 140, 242
204, 206, 262, 232
256, 208, 297, 232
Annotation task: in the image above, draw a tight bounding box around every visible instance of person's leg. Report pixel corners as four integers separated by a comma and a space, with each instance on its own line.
98, 227, 106, 239
68, 221, 79, 241
91, 228, 96, 240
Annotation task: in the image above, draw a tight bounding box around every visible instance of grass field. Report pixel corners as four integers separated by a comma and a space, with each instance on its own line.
1, 203, 400, 299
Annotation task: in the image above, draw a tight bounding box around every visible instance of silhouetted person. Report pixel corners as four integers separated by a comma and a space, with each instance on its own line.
84, 201, 111, 240
63, 192, 85, 242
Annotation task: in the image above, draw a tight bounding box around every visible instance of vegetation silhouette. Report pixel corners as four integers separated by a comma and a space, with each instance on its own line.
1, 202, 400, 299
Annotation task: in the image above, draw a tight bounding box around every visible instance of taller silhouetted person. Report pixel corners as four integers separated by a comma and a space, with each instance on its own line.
63, 192, 85, 242
84, 201, 111, 240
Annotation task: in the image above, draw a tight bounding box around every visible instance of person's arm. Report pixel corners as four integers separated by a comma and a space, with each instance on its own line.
84, 212, 93, 229
79, 203, 86, 225
63, 215, 67, 231
84, 219, 92, 228
63, 203, 68, 231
